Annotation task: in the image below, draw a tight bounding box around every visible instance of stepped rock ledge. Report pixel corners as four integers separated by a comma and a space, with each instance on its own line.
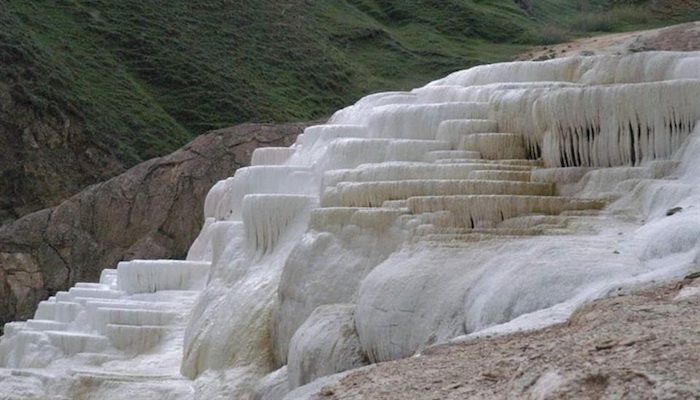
0, 123, 307, 328
1, 48, 699, 399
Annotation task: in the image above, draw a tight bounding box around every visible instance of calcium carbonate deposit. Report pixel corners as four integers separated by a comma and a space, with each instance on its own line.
1, 52, 699, 399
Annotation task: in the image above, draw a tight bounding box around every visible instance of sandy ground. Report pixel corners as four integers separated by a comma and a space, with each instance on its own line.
517, 21, 700, 61
310, 23, 700, 400
315, 275, 700, 399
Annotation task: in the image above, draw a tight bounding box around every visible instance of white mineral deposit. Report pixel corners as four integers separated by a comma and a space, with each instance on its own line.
1, 51, 699, 399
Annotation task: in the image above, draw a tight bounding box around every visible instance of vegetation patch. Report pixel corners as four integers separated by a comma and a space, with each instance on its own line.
1, 0, 696, 168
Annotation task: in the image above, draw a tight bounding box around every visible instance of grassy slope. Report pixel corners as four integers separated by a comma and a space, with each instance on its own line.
1, 0, 697, 166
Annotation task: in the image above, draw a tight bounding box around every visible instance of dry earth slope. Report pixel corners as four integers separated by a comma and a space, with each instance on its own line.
518, 21, 700, 61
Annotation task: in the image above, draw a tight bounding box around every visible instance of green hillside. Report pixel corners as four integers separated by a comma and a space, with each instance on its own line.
0, 0, 696, 222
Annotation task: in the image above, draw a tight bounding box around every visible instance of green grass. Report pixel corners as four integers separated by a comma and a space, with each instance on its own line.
527, 1, 699, 44
1, 0, 697, 167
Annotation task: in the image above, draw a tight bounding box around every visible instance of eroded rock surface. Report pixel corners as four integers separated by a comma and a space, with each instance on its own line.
0, 80, 123, 225
0, 122, 309, 328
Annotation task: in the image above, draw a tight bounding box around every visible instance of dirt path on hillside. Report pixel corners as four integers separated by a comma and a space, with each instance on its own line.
517, 21, 700, 61
314, 275, 700, 399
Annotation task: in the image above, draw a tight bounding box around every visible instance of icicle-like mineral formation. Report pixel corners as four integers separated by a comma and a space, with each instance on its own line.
1, 52, 699, 399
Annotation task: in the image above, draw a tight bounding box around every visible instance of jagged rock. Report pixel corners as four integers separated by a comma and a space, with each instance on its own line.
0, 122, 310, 328
0, 252, 44, 326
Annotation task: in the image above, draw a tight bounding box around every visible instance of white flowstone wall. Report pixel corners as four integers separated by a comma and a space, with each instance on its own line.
2, 52, 699, 399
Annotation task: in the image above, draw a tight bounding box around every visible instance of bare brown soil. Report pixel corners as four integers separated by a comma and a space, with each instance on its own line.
517, 21, 700, 61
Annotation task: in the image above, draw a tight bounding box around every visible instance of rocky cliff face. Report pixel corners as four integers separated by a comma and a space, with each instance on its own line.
0, 82, 126, 224
0, 122, 309, 328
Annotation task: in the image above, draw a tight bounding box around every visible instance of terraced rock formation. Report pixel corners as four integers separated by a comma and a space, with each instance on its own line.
1, 52, 699, 399
0, 260, 205, 398
0, 122, 308, 328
